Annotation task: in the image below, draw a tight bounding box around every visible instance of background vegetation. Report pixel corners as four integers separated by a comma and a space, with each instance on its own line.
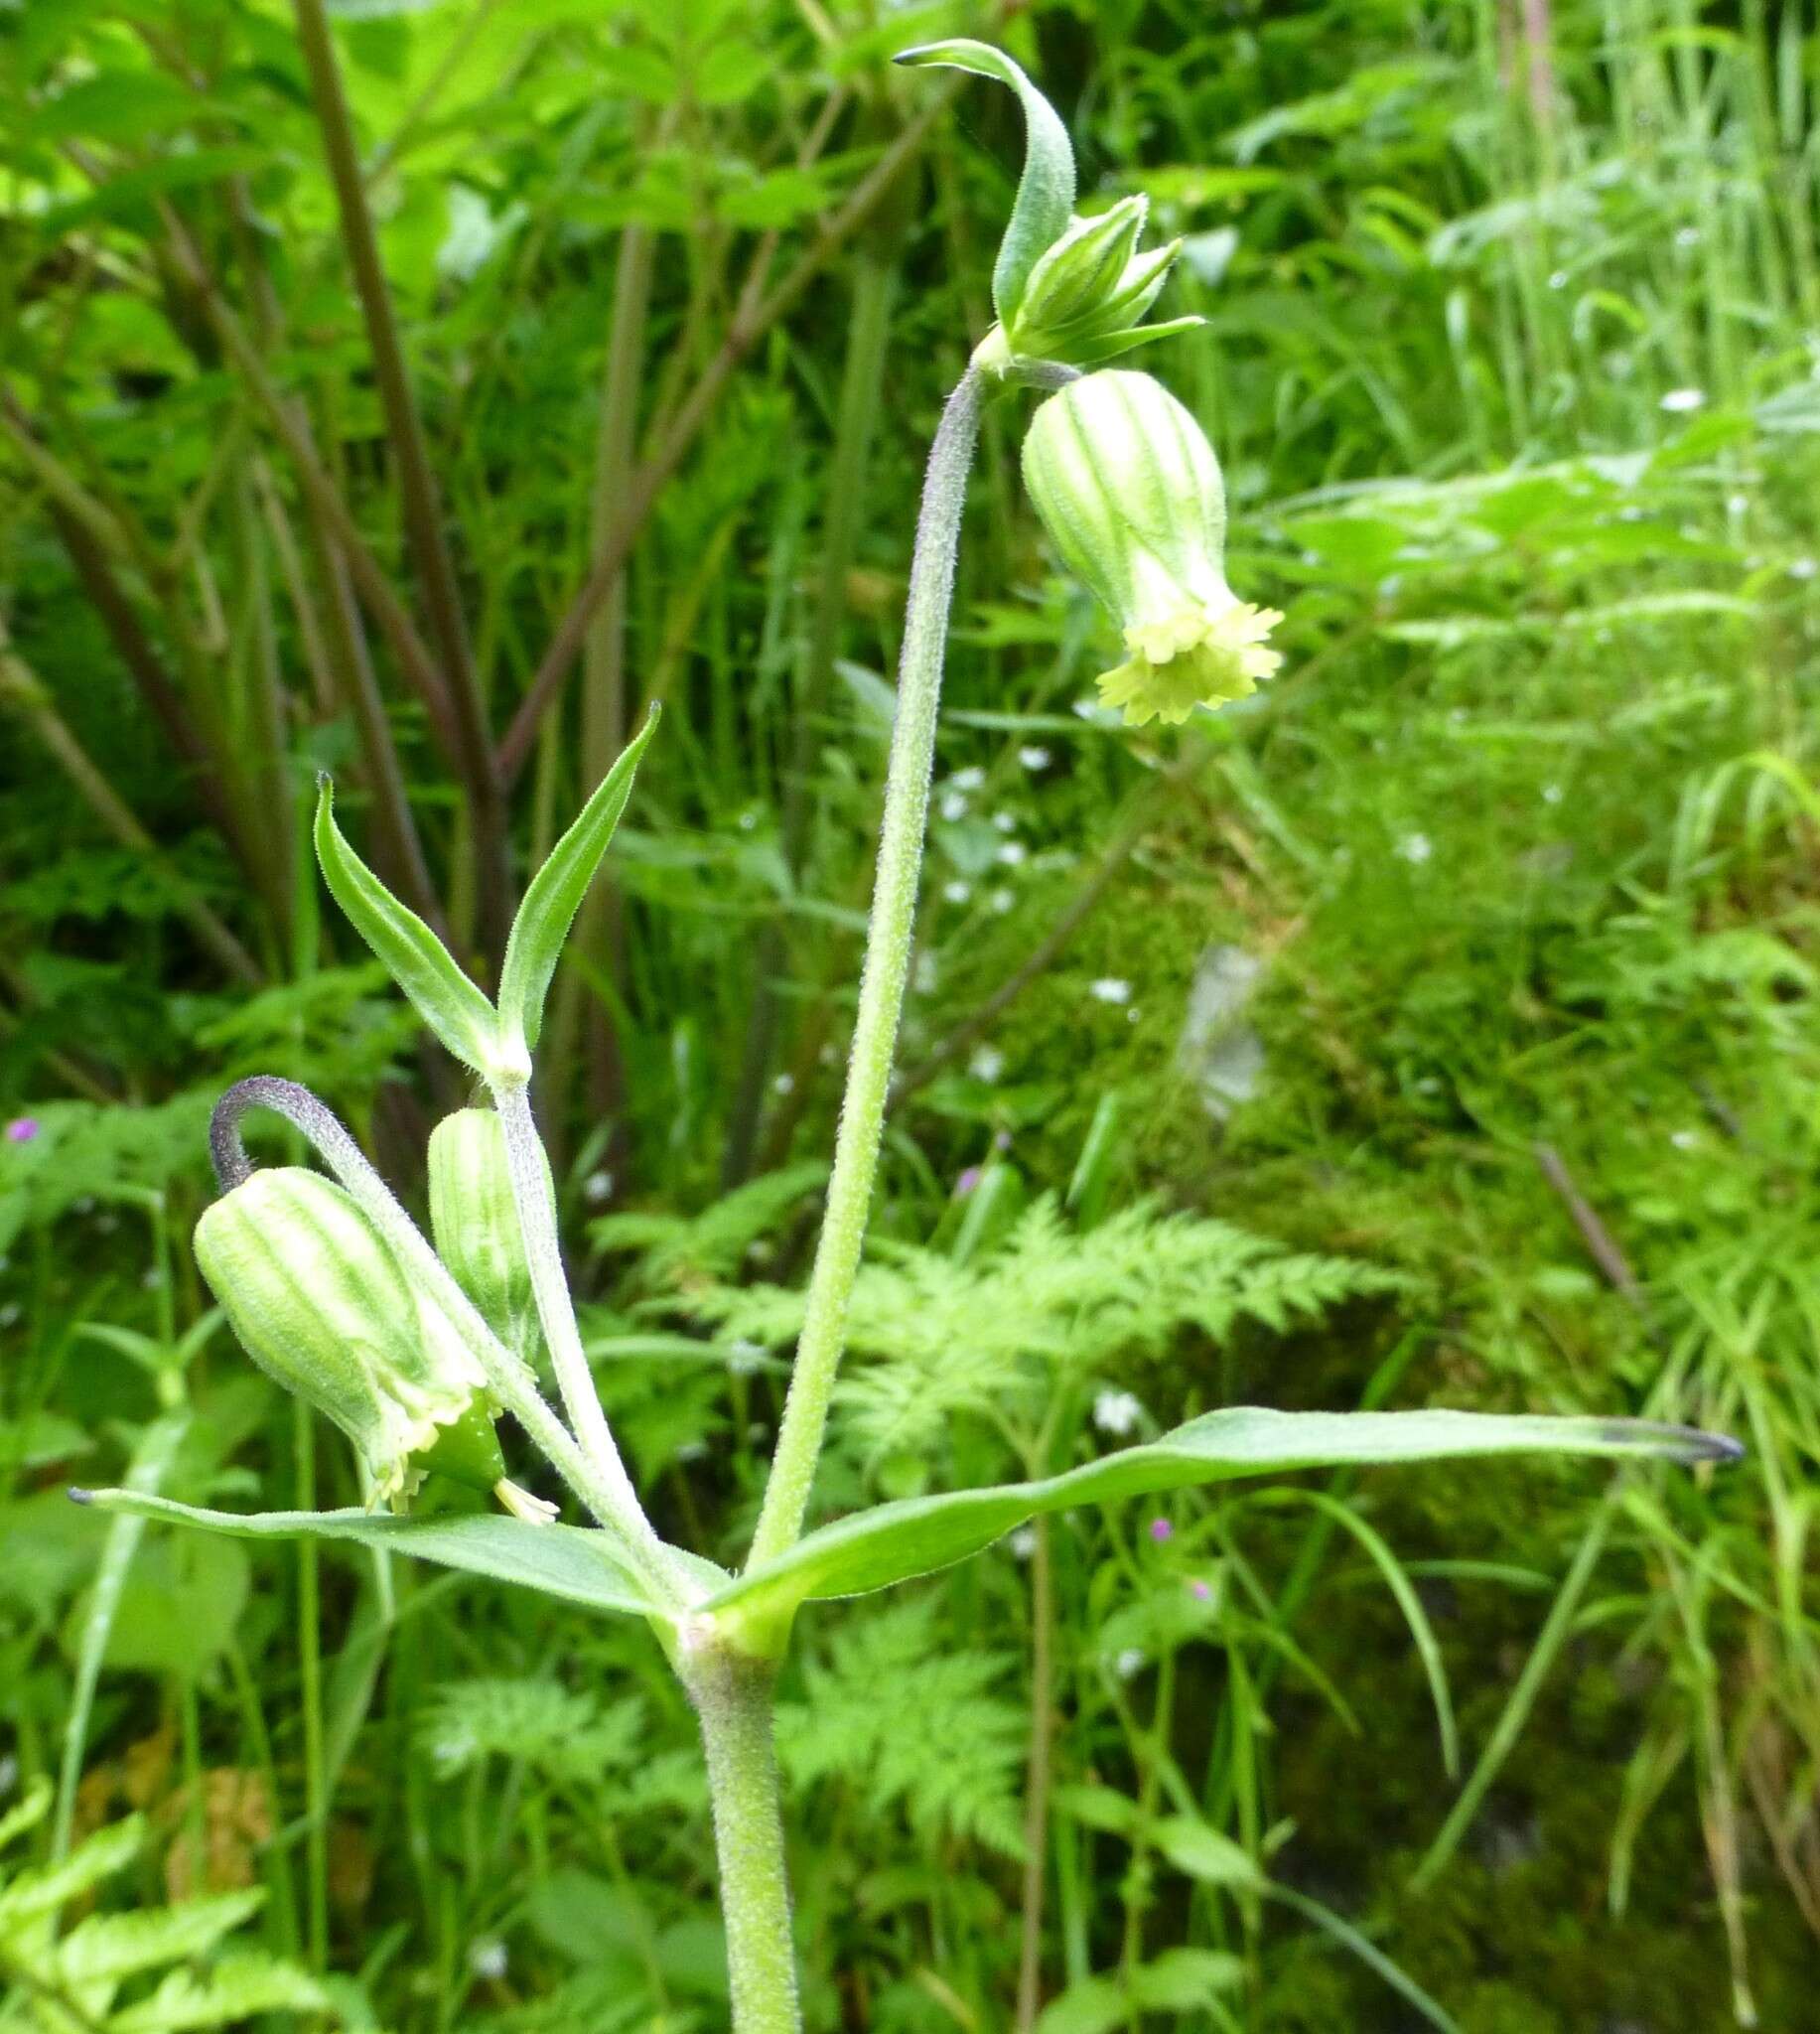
3, 1, 1817, 2028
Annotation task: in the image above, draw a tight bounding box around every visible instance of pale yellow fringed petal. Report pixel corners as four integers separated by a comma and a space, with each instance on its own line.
1097, 599, 1284, 726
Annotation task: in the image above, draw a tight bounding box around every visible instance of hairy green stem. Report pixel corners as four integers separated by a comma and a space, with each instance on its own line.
689, 1647, 800, 2034
747, 365, 984, 1574
490, 1080, 676, 1588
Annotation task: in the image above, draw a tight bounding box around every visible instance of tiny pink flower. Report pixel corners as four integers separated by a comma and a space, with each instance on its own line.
954, 1166, 983, 1199
1149, 1517, 1174, 1543
1189, 1578, 1212, 1602
5, 1118, 40, 1145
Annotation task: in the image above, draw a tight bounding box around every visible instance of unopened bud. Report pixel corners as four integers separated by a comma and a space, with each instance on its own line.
1022, 369, 1283, 726
428, 1109, 543, 1361
989, 196, 1191, 371
195, 1167, 503, 1506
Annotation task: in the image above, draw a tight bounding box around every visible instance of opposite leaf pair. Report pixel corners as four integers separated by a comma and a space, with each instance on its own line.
314, 706, 659, 1089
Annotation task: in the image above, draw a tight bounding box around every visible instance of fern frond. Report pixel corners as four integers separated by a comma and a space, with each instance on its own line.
417, 1679, 645, 1783
108, 1952, 327, 2033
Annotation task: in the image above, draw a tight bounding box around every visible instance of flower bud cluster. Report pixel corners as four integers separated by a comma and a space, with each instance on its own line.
978, 193, 1196, 378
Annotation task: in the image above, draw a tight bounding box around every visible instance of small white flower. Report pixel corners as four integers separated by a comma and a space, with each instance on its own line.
989, 888, 1017, 915
939, 791, 969, 822
1674, 225, 1701, 249
818, 1042, 838, 1066
995, 841, 1028, 866
468, 1939, 508, 1981
1094, 1387, 1144, 1436
1089, 977, 1132, 1005
1114, 1646, 1147, 1681
74, 1197, 95, 1216
728, 1340, 766, 1377
1669, 1128, 1699, 1151
0, 1305, 19, 1330
1395, 831, 1433, 866
1127, 1007, 1141, 1023
1727, 493, 1749, 515
583, 1168, 614, 1205
737, 808, 759, 832
992, 811, 1018, 834
969, 1046, 1006, 1085
1541, 784, 1563, 805
943, 880, 972, 904
141, 1267, 165, 1290
915, 952, 940, 994
1009, 1526, 1039, 1560
746, 1421, 770, 1445
1789, 557, 1817, 581
1659, 387, 1705, 414
952, 767, 986, 793
772, 1073, 794, 1095
1019, 746, 1051, 770
676, 1438, 709, 1463
1548, 269, 1568, 290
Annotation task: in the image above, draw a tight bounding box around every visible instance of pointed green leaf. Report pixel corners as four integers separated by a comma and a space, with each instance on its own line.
896, 39, 1075, 323
73, 1490, 668, 1621
1150, 1816, 1262, 1889
314, 779, 499, 1076
496, 708, 659, 1058
1060, 316, 1207, 366
713, 1407, 1738, 1630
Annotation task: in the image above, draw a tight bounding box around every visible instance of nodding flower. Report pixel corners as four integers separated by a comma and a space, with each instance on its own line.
196, 1166, 505, 1510
1022, 369, 1283, 728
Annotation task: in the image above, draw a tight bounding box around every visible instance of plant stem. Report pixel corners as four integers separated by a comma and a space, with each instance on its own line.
723, 251, 899, 1189
490, 1080, 674, 1585
1017, 1510, 1057, 2028
690, 1647, 800, 2034
747, 365, 984, 1574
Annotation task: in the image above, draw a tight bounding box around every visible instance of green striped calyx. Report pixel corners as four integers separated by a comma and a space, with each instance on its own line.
1022, 369, 1284, 727
195, 1167, 503, 1507
428, 1108, 542, 1362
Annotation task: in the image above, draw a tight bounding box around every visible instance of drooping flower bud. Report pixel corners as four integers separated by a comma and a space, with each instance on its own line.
1022, 369, 1283, 726
195, 1167, 504, 1507
428, 1108, 542, 1362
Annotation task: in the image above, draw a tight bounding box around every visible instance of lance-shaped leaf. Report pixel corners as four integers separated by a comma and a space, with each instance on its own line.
709, 1407, 1739, 1634
314, 781, 499, 1076
896, 39, 1075, 324
71, 1490, 680, 1620
496, 707, 659, 1060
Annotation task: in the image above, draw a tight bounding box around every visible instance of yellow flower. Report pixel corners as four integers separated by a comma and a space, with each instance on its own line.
1099, 597, 1285, 726
1022, 370, 1284, 727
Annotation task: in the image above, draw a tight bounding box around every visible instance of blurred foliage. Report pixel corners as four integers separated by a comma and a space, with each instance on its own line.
4, 0, 1820, 2027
